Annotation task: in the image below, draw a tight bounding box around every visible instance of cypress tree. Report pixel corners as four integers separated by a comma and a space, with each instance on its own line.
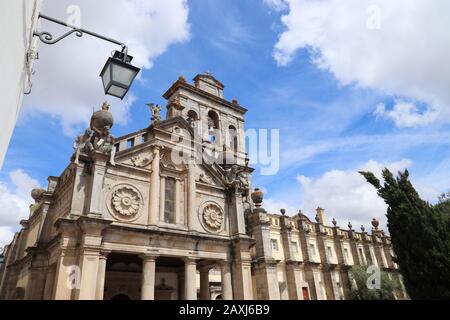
359, 169, 450, 299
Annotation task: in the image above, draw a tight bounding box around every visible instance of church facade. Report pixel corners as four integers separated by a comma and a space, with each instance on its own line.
0, 73, 406, 300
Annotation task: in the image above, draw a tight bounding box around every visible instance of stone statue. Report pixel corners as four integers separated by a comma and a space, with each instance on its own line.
224, 164, 250, 196
72, 135, 83, 165
71, 129, 93, 164
95, 126, 116, 166
149, 104, 162, 123
72, 102, 117, 166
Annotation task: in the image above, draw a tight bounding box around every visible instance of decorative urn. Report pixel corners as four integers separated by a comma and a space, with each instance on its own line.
251, 188, 264, 208
371, 218, 380, 230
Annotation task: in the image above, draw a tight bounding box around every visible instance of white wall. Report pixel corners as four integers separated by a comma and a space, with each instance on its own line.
0, 0, 41, 169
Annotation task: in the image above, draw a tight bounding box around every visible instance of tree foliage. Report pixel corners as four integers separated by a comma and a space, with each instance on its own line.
349, 265, 398, 300
359, 169, 450, 299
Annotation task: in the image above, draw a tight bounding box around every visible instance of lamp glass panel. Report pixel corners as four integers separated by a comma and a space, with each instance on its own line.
111, 62, 137, 87
107, 85, 127, 99
101, 64, 111, 89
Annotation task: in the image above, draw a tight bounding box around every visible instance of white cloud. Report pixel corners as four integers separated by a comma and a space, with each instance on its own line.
297, 159, 412, 232
0, 169, 41, 247
23, 0, 190, 135
263, 0, 288, 11
269, 0, 450, 127
374, 101, 438, 128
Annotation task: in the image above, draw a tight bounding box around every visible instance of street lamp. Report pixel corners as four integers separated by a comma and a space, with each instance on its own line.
100, 50, 140, 99
33, 13, 141, 100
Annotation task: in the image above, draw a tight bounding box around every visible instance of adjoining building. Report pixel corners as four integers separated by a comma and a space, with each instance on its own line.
0, 73, 406, 300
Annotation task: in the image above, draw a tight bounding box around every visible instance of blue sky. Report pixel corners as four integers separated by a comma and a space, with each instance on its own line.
1, 0, 450, 245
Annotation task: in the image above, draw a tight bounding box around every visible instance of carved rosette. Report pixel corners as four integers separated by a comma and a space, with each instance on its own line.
199, 202, 224, 233
107, 184, 143, 221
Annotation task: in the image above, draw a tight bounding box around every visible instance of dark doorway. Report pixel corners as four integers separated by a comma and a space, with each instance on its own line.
302, 287, 310, 300
111, 294, 131, 300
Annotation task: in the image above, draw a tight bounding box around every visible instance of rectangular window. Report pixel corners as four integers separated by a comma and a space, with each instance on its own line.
127, 138, 135, 148
291, 242, 299, 253
141, 133, 148, 143
358, 248, 366, 265
309, 243, 316, 257
271, 239, 279, 251
164, 177, 176, 224
344, 248, 349, 262
327, 246, 333, 259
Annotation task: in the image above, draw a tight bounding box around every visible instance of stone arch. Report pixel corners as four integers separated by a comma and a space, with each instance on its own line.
207, 110, 220, 143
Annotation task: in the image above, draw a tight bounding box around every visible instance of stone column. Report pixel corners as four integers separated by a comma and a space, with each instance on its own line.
52, 218, 79, 300
95, 251, 109, 300
43, 267, 56, 300
52, 250, 78, 300
187, 165, 196, 230
199, 266, 211, 300
149, 145, 161, 225
87, 152, 109, 217
228, 193, 246, 236
78, 249, 101, 300
141, 255, 157, 300
175, 179, 181, 224
77, 217, 111, 300
220, 261, 233, 300
184, 258, 198, 300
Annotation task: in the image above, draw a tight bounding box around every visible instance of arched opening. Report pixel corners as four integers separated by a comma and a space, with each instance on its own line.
215, 294, 223, 300
228, 125, 238, 154
187, 110, 198, 127
207, 110, 220, 143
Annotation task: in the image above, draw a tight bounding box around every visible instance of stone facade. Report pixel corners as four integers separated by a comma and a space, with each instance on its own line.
0, 73, 405, 300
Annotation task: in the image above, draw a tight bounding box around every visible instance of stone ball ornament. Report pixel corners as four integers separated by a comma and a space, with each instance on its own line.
31, 188, 46, 202
199, 202, 225, 233
108, 184, 143, 221
90, 101, 114, 130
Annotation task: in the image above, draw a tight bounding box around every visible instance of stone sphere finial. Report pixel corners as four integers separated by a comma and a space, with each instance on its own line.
332, 218, 337, 227
31, 188, 45, 202
348, 222, 353, 230
178, 75, 186, 83
251, 188, 264, 208
361, 225, 365, 232
371, 218, 380, 230
91, 102, 114, 131
280, 208, 286, 216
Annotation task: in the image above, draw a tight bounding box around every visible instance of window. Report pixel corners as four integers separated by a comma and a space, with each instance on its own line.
127, 138, 135, 148
164, 177, 176, 224
228, 125, 238, 153
141, 133, 148, 143
344, 248, 349, 262
327, 246, 333, 259
358, 248, 366, 265
114, 143, 120, 153
291, 242, 299, 253
207, 110, 220, 143
271, 239, 279, 251
309, 243, 316, 257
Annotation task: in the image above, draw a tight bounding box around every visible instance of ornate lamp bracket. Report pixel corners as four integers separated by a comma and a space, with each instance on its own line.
33, 13, 129, 57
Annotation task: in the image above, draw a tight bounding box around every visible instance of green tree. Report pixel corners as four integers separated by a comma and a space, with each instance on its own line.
349, 265, 398, 300
359, 169, 450, 299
